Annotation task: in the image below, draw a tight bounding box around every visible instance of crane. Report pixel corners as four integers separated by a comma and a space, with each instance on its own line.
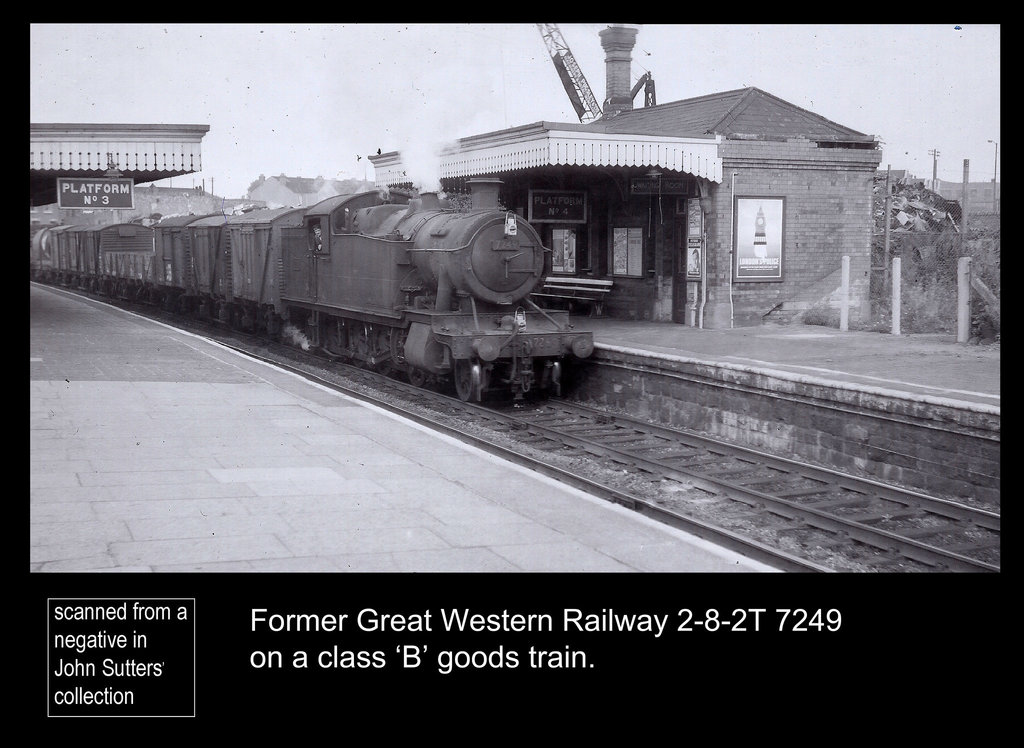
537, 24, 656, 123
536, 23, 603, 124
632, 71, 656, 108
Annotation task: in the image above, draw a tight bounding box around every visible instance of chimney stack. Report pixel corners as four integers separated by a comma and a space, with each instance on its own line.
467, 178, 502, 210
599, 25, 639, 117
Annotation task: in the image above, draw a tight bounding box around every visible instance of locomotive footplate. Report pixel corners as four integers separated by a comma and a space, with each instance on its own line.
401, 310, 591, 379
432, 321, 580, 361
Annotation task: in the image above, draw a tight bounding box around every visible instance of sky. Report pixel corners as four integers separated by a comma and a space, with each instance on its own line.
30, 23, 1000, 200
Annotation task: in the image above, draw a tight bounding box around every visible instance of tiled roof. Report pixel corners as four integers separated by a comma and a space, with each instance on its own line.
590, 87, 874, 142
282, 176, 323, 194
370, 87, 877, 189
266, 176, 367, 195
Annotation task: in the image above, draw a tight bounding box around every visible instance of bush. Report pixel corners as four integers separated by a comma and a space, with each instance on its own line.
900, 283, 955, 333
869, 224, 1000, 335
801, 301, 840, 328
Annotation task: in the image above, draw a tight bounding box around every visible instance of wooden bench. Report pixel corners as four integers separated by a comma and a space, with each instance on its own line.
531, 276, 614, 317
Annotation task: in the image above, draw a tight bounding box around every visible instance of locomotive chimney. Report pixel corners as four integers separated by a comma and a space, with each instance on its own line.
467, 178, 502, 210
599, 24, 639, 117
420, 191, 442, 210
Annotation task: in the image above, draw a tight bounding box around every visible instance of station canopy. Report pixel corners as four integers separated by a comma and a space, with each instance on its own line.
30, 123, 210, 207
369, 121, 723, 189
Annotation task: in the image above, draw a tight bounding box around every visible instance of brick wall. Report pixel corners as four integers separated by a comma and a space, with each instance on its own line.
570, 348, 1000, 505
702, 138, 881, 327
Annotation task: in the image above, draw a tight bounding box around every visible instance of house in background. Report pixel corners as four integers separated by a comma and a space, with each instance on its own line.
928, 178, 999, 214
247, 174, 376, 208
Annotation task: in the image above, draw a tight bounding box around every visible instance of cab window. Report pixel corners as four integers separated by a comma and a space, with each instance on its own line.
308, 220, 324, 252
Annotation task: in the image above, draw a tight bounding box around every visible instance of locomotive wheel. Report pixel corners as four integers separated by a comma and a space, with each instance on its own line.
408, 368, 427, 388
372, 328, 394, 375
390, 328, 409, 367
324, 319, 349, 358
453, 359, 482, 402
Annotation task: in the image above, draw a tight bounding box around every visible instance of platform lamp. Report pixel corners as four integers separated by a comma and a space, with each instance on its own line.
104, 153, 122, 179
103, 154, 122, 226
986, 139, 998, 214
695, 177, 713, 215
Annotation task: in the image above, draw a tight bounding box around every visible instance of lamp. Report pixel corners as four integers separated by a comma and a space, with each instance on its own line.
644, 169, 663, 230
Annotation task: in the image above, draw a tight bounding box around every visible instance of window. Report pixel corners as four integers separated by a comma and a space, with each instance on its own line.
308, 220, 324, 253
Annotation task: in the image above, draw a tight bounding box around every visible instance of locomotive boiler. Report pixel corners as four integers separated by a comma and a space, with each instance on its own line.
280, 178, 593, 401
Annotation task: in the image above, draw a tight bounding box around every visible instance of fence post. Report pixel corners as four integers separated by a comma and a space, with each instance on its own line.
961, 159, 970, 236
839, 256, 850, 331
957, 256, 972, 343
891, 256, 901, 335
883, 166, 892, 290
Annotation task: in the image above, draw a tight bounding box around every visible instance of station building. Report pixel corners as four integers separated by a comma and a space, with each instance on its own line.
371, 26, 882, 328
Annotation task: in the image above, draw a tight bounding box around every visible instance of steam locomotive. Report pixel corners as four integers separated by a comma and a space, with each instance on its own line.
30, 178, 594, 402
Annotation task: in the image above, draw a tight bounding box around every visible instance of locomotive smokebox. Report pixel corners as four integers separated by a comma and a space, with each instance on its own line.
467, 178, 502, 210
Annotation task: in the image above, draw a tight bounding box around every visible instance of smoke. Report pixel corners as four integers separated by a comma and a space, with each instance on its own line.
400, 138, 446, 195
385, 28, 507, 194
282, 323, 310, 351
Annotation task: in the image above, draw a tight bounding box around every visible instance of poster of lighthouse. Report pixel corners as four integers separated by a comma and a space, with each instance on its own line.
734, 196, 784, 280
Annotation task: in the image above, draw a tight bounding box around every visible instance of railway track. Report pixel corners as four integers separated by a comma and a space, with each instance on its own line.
42, 284, 1001, 573
502, 400, 999, 572
209, 322, 1001, 573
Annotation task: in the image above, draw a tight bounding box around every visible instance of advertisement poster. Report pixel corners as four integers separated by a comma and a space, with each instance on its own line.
551, 228, 576, 273
734, 197, 784, 280
612, 227, 643, 276
686, 199, 702, 280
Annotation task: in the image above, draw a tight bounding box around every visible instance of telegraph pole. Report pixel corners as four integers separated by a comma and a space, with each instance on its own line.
987, 140, 998, 214
928, 149, 940, 189
884, 165, 892, 283
884, 165, 894, 333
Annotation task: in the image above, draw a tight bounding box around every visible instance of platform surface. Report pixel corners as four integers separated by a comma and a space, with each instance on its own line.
29, 284, 777, 573
574, 316, 999, 410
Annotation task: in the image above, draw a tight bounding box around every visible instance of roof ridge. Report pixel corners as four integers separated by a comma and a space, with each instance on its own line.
740, 87, 869, 138
709, 87, 760, 133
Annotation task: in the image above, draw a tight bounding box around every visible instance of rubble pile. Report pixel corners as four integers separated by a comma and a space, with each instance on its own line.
873, 174, 960, 233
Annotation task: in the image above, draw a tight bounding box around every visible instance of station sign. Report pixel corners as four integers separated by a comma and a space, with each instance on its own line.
631, 177, 695, 196
528, 190, 587, 223
57, 178, 135, 209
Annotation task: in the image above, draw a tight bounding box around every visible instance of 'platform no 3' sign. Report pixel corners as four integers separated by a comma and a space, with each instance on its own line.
57, 178, 135, 209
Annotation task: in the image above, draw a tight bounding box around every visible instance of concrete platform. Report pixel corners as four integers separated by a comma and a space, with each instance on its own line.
29, 284, 776, 573
575, 317, 1000, 409
567, 316, 999, 504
